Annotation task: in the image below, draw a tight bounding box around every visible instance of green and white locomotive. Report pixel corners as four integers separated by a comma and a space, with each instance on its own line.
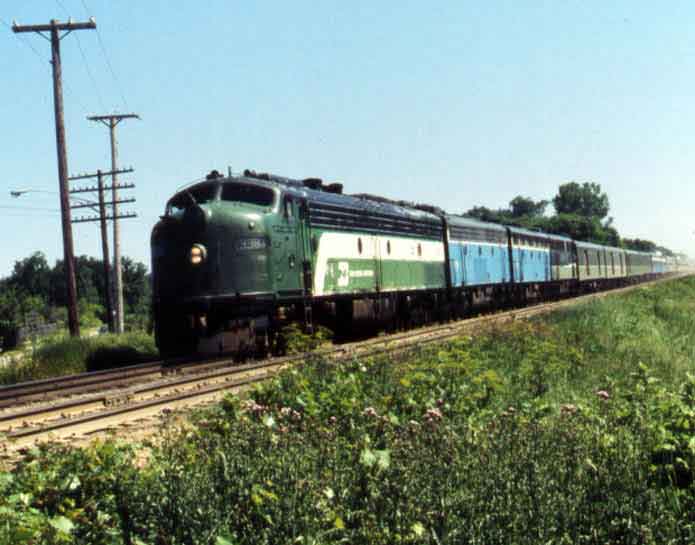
151, 170, 447, 356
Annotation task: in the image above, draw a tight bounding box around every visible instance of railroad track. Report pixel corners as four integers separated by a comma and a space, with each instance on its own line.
0, 273, 687, 453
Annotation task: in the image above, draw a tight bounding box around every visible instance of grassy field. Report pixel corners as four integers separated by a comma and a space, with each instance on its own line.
1, 277, 695, 544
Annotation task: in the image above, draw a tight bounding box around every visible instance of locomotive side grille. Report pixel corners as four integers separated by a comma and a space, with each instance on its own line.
308, 201, 442, 239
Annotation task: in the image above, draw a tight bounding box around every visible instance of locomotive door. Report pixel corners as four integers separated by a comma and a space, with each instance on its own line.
297, 198, 313, 295
453, 244, 465, 287
275, 196, 303, 295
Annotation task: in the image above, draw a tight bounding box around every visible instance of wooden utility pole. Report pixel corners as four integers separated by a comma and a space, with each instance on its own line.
68, 169, 136, 333
88, 114, 139, 334
96, 170, 113, 332
13, 18, 97, 337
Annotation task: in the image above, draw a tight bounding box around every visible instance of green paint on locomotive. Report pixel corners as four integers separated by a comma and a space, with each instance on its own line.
152, 177, 446, 308
151, 184, 284, 301
309, 229, 445, 296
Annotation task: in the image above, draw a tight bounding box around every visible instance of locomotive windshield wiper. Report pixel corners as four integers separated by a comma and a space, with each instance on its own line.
184, 190, 197, 207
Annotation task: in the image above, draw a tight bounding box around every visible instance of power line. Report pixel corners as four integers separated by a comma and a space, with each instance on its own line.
74, 33, 106, 111
95, 27, 129, 110
80, 0, 130, 111
4, 16, 91, 114
79, 0, 91, 17
1, 17, 49, 64
52, 0, 105, 112
0, 205, 60, 212
54, 0, 69, 15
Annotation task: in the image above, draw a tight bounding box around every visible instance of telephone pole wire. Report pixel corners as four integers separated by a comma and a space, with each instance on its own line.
87, 113, 139, 334
13, 18, 97, 337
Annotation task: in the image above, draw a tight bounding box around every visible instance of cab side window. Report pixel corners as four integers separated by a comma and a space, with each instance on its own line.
284, 198, 293, 219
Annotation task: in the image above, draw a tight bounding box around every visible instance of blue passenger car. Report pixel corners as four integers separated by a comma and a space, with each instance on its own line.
445, 216, 510, 287
508, 226, 551, 283
652, 254, 666, 274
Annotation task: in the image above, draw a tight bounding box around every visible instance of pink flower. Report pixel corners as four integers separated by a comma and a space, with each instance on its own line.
560, 403, 578, 415
362, 407, 378, 418
424, 408, 443, 424
241, 400, 266, 415
596, 390, 610, 401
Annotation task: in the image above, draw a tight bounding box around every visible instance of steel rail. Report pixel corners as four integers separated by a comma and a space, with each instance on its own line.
0, 354, 258, 408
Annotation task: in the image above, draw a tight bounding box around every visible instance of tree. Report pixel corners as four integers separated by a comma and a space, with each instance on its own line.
10, 252, 51, 299
553, 182, 609, 219
121, 256, 149, 314
541, 213, 619, 246
509, 196, 548, 218
623, 238, 657, 253
463, 206, 507, 223
655, 245, 674, 257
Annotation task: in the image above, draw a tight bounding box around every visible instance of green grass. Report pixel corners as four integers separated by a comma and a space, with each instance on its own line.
1, 276, 695, 544
0, 331, 157, 385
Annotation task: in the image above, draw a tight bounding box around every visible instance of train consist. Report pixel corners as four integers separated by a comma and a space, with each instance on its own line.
151, 169, 678, 356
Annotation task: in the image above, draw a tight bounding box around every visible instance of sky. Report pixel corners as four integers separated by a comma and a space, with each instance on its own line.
1, 1, 694, 277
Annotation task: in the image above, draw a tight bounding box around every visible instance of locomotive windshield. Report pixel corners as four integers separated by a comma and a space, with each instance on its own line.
221, 182, 275, 207
167, 182, 219, 215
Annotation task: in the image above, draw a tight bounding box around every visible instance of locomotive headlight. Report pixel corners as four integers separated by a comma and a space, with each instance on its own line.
190, 243, 207, 265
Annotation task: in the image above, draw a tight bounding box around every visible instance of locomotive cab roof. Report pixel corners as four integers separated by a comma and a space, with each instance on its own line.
166, 169, 445, 230
165, 176, 281, 216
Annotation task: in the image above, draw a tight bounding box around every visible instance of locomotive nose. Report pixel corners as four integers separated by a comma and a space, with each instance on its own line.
212, 212, 272, 295
182, 204, 208, 234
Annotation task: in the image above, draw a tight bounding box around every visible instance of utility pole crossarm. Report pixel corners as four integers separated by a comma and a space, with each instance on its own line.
72, 213, 137, 224
68, 168, 134, 181
70, 198, 135, 210
70, 183, 135, 194
12, 19, 96, 34
87, 113, 139, 123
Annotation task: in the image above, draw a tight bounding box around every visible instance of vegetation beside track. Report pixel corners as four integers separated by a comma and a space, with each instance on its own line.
1, 277, 695, 544
0, 331, 157, 386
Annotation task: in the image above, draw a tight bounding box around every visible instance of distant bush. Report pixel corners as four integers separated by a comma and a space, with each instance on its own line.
0, 331, 157, 385
279, 322, 333, 354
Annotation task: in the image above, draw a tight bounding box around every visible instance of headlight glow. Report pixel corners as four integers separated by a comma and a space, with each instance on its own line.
190, 244, 207, 265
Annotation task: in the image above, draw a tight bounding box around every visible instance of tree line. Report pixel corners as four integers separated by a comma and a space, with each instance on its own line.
464, 181, 673, 255
0, 252, 149, 348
